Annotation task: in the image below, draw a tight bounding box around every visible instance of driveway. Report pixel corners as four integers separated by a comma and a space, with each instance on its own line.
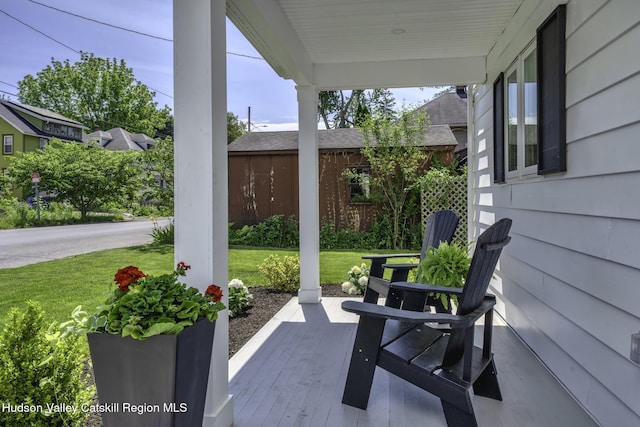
0, 218, 171, 269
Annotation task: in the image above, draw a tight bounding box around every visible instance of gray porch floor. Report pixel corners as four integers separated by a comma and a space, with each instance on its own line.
229, 297, 598, 427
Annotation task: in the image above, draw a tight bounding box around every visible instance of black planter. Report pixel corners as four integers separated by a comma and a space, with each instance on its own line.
87, 318, 215, 427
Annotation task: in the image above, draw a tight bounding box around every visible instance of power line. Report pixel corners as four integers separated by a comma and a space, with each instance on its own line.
26, 0, 265, 61
0, 8, 80, 54
0, 80, 19, 89
0, 7, 173, 99
27, 0, 173, 42
3, 2, 264, 104
0, 89, 18, 97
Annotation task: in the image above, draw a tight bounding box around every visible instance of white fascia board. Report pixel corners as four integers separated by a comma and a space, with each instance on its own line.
313, 56, 487, 91
227, 0, 313, 85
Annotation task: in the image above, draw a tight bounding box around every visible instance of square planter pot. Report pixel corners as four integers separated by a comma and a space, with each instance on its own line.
88, 318, 215, 427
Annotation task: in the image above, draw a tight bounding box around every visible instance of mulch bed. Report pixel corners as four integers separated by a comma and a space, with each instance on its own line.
84, 283, 348, 427
229, 283, 344, 357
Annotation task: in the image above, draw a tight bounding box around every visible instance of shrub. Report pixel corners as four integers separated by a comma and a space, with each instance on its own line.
0, 301, 93, 427
227, 279, 253, 317
340, 263, 370, 295
415, 242, 470, 309
229, 215, 299, 248
150, 217, 174, 244
258, 254, 300, 292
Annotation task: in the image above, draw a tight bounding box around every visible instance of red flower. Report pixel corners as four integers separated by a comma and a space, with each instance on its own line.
176, 261, 191, 276
205, 284, 223, 303
114, 266, 146, 291
176, 261, 191, 271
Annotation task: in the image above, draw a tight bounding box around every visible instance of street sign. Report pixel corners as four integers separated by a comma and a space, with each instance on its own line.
31, 173, 40, 183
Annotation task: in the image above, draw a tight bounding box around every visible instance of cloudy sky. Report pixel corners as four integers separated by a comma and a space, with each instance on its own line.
0, 0, 438, 131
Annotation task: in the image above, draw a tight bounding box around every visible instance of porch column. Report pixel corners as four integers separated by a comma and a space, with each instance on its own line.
297, 85, 322, 303
173, 1, 233, 426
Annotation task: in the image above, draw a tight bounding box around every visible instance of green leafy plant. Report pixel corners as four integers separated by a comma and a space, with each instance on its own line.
415, 242, 470, 309
150, 217, 175, 244
227, 279, 253, 317
0, 301, 93, 427
61, 262, 225, 340
258, 254, 301, 293
341, 263, 370, 295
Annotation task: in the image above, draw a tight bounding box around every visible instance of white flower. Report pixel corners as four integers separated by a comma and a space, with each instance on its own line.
352, 266, 361, 275
341, 281, 352, 293
228, 278, 244, 289
348, 286, 360, 295
358, 276, 369, 287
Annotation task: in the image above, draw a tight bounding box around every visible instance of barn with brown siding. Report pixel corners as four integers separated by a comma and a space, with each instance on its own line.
228, 125, 457, 231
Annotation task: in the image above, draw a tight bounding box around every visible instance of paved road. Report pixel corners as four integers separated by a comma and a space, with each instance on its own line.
0, 218, 172, 269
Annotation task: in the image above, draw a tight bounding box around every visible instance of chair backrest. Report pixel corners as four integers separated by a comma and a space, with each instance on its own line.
443, 218, 512, 366
420, 210, 460, 259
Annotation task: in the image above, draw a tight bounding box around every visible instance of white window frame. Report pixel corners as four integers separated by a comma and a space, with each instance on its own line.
3, 135, 13, 155
505, 42, 537, 180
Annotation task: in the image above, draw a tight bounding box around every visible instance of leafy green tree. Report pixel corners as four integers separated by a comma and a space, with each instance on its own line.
318, 89, 397, 129
346, 107, 430, 248
142, 136, 174, 209
18, 52, 171, 136
7, 139, 143, 219
227, 112, 246, 143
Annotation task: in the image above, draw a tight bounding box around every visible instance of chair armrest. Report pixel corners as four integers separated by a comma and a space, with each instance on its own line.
342, 297, 496, 328
389, 281, 464, 296
380, 262, 419, 271
342, 300, 468, 325
362, 253, 420, 260
363, 254, 420, 279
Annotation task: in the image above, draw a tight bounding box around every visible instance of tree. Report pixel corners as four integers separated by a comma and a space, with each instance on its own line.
17, 52, 171, 136
8, 139, 143, 219
346, 107, 430, 248
227, 112, 246, 143
142, 136, 174, 210
318, 89, 396, 129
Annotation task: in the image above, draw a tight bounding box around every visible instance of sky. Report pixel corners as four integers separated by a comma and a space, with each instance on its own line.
0, 0, 439, 131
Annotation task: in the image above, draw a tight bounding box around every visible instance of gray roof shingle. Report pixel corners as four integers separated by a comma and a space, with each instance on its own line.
86, 127, 155, 151
414, 92, 467, 127
228, 125, 457, 152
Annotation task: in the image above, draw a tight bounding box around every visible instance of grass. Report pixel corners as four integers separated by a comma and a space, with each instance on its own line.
0, 244, 412, 326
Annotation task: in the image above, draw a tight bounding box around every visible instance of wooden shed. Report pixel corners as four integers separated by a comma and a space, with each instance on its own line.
228, 126, 457, 230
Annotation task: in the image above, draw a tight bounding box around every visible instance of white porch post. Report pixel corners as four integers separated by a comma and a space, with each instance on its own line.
297, 85, 322, 303
173, 1, 233, 426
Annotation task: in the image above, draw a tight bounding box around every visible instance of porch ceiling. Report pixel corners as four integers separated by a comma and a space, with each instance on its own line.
227, 0, 524, 89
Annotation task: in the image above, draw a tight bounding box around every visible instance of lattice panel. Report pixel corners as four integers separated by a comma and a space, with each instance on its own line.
421, 175, 468, 247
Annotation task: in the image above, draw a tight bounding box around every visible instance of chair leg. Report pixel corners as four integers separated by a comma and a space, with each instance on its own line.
442, 397, 478, 427
473, 359, 503, 401
363, 286, 379, 304
342, 317, 385, 410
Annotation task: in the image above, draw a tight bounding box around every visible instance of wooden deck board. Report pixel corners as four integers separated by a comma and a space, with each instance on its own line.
229, 297, 598, 427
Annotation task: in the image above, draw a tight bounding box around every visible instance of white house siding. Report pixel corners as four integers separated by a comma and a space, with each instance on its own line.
470, 1, 640, 426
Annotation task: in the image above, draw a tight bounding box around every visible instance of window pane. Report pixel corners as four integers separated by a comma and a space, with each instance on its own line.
507, 70, 518, 172
524, 49, 537, 167
3, 135, 13, 154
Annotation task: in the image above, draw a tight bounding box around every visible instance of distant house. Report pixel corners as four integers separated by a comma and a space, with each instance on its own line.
85, 127, 156, 151
228, 125, 457, 230
415, 92, 468, 160
0, 100, 86, 177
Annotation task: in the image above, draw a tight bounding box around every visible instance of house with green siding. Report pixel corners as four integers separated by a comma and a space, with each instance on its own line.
0, 100, 86, 175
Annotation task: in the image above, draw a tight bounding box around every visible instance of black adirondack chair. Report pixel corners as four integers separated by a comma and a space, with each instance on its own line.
362, 209, 459, 306
341, 218, 512, 427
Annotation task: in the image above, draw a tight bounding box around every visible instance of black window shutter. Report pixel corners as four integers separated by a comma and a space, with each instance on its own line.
493, 72, 505, 183
537, 4, 567, 175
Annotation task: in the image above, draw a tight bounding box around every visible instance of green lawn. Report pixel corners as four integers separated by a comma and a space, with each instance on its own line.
0, 244, 413, 326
